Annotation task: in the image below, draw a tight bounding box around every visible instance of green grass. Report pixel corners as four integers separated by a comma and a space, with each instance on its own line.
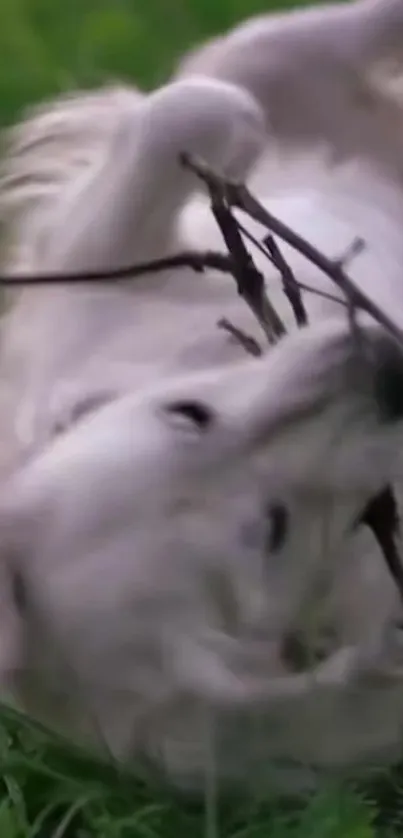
0, 0, 335, 124
1, 703, 403, 837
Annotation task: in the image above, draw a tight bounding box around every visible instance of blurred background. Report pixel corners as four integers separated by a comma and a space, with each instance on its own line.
0, 0, 337, 125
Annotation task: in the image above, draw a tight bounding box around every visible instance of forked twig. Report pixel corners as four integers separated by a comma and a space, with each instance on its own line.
263, 234, 308, 327
180, 152, 403, 351
232, 217, 308, 328
180, 150, 286, 344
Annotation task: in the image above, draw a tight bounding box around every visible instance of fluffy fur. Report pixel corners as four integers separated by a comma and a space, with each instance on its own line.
4, 320, 403, 794
176, 0, 403, 173
0, 0, 403, 795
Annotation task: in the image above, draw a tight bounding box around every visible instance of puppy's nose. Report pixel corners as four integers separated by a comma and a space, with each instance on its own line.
372, 336, 403, 422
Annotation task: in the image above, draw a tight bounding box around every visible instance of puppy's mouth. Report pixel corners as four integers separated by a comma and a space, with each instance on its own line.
356, 484, 403, 604
281, 485, 403, 675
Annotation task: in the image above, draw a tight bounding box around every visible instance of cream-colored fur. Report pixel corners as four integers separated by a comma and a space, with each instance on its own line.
0, 0, 403, 795
4, 319, 403, 794
176, 0, 403, 173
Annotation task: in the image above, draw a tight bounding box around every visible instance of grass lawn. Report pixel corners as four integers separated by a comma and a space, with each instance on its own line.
1, 703, 403, 838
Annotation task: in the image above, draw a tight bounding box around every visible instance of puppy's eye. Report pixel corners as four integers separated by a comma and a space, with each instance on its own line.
164, 400, 214, 432
265, 502, 289, 553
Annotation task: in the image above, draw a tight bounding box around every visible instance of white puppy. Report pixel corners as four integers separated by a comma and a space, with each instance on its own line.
0, 0, 403, 795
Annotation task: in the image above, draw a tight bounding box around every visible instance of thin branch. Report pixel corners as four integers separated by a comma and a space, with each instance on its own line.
337, 236, 368, 354
211, 196, 286, 343
180, 150, 286, 345
296, 281, 348, 306
235, 187, 403, 349
217, 317, 263, 357
335, 236, 366, 270
233, 218, 308, 328
181, 153, 403, 352
263, 234, 308, 327
0, 250, 235, 286
222, 219, 349, 311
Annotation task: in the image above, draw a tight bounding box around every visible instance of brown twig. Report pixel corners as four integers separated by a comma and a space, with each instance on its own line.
180, 150, 286, 345
235, 188, 403, 349
0, 250, 235, 286
232, 217, 308, 328
263, 234, 308, 327
336, 236, 368, 355
211, 197, 286, 343
296, 281, 347, 306
335, 236, 366, 270
217, 317, 263, 357
180, 152, 403, 352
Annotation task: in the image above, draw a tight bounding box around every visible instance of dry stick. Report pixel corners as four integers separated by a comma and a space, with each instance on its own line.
211, 197, 286, 343
217, 317, 263, 357
263, 234, 308, 327
296, 281, 347, 307
233, 217, 308, 328
179, 151, 286, 345
336, 236, 366, 271
337, 237, 368, 355
227, 215, 350, 311
216, 217, 285, 350
0, 250, 235, 286
0, 245, 346, 322
234, 187, 403, 348
181, 153, 403, 352
218, 220, 345, 353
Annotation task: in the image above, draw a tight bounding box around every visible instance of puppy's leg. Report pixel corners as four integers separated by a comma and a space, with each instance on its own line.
176, 0, 403, 172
